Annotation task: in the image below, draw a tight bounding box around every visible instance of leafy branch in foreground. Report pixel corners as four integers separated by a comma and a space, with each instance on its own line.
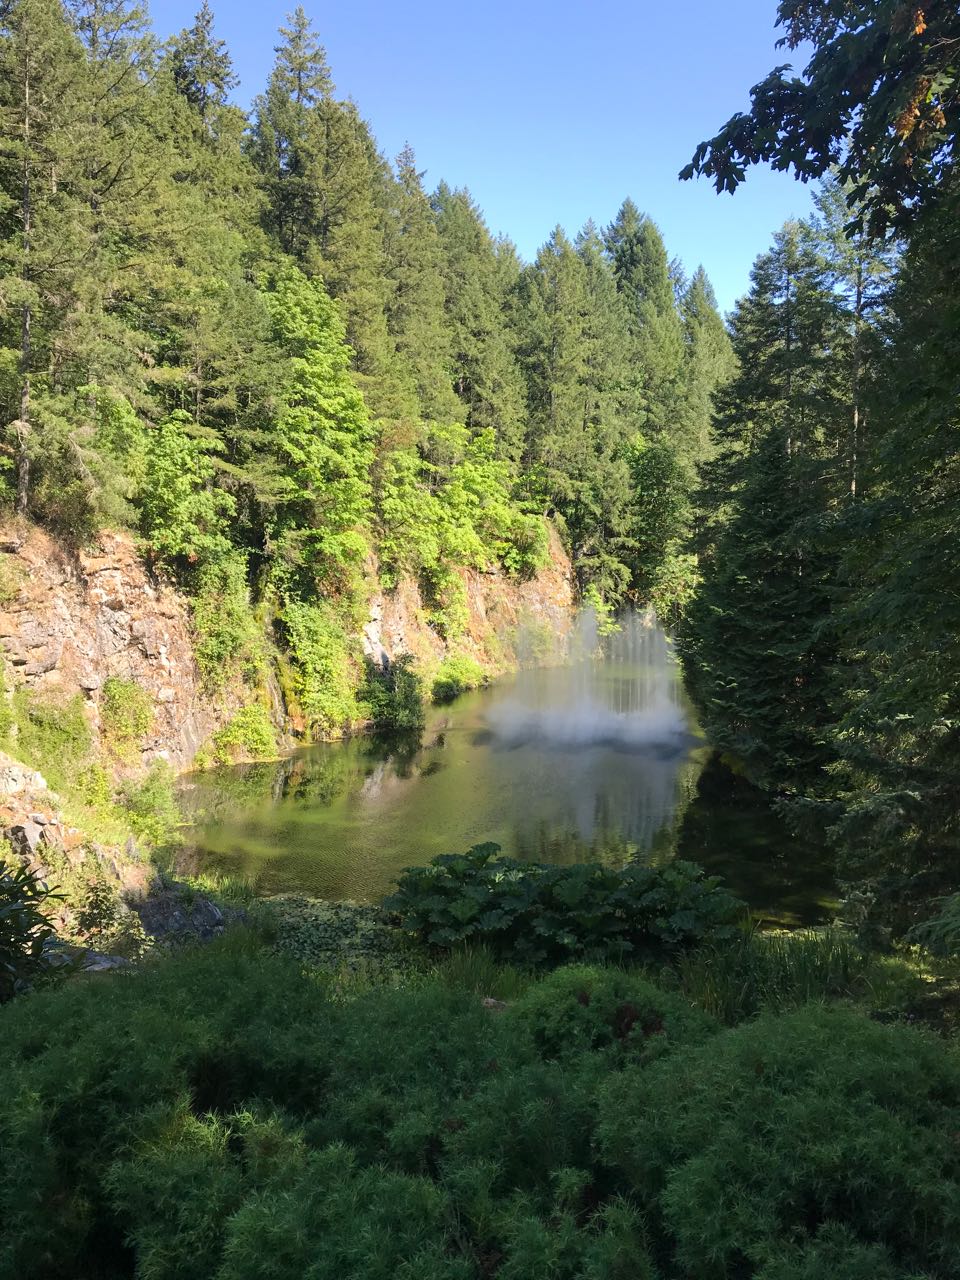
0, 859, 61, 1001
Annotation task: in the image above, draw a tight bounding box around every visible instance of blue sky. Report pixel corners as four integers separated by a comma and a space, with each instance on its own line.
150, 0, 814, 315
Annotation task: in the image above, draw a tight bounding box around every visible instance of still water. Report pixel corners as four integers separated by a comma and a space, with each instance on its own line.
181, 617, 836, 925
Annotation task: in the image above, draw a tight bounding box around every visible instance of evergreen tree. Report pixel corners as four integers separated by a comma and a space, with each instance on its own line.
382, 144, 455, 422
678, 266, 734, 466
250, 13, 403, 418
432, 182, 525, 459
826, 196, 960, 904
264, 266, 374, 601
682, 221, 851, 789
517, 226, 634, 597
604, 199, 684, 442
168, 1, 237, 124
0, 0, 113, 518
248, 4, 332, 262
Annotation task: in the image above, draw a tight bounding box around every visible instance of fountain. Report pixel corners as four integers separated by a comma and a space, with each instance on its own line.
487, 607, 692, 753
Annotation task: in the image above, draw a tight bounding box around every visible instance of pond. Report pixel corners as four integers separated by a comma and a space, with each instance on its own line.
180, 616, 836, 926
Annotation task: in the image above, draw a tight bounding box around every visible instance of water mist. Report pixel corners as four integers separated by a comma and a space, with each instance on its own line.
488, 607, 691, 753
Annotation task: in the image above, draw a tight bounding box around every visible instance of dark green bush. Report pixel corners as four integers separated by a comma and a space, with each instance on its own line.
385, 844, 743, 965
598, 1005, 960, 1279
0, 859, 60, 1002
1, 937, 958, 1280
674, 927, 872, 1023
907, 893, 960, 958
510, 964, 714, 1064
121, 761, 180, 847
362, 653, 426, 734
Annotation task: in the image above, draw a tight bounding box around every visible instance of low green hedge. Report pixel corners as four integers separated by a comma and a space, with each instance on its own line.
1, 936, 958, 1279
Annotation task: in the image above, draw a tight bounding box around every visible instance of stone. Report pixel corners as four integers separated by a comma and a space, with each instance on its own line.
0, 756, 48, 796
82, 952, 132, 973
24, 641, 63, 675
8, 820, 44, 857
135, 887, 228, 943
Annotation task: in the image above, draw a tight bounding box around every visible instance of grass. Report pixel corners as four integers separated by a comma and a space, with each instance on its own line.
673, 925, 927, 1023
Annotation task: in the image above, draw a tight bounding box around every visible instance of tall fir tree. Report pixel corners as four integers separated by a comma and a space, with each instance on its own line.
604, 198, 685, 443
682, 221, 852, 789
381, 144, 455, 423
168, 0, 237, 125
432, 181, 525, 459
677, 266, 734, 467
517, 226, 634, 596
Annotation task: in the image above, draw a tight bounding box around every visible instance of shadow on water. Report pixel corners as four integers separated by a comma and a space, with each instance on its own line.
178, 613, 836, 925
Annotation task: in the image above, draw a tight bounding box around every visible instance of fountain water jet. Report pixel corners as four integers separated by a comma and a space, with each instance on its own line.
487, 608, 691, 752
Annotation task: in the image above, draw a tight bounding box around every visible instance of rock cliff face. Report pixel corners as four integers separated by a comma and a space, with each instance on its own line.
0, 520, 575, 773
363, 525, 575, 670
0, 524, 225, 773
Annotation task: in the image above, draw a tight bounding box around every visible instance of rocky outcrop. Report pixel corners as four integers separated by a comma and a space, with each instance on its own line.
0, 750, 152, 899
0, 524, 226, 772
364, 525, 574, 670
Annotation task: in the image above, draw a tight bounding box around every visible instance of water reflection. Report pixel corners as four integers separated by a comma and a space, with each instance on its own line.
180, 617, 835, 923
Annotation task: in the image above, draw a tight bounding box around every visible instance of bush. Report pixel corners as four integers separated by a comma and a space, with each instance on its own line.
0, 555, 22, 606
431, 654, 487, 704
121, 762, 180, 848
11, 688, 91, 792
0, 859, 60, 1002
74, 872, 150, 960
100, 676, 154, 757
907, 893, 960, 958
264, 897, 408, 974
212, 705, 277, 765
191, 553, 266, 692
283, 600, 361, 736
385, 844, 743, 966
510, 964, 714, 1065
598, 1005, 960, 1279
0, 938, 958, 1280
362, 654, 426, 734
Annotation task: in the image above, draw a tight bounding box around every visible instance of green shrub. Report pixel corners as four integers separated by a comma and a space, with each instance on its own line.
510, 964, 714, 1065
598, 1004, 960, 1279
264, 897, 408, 974
212, 705, 277, 765
121, 761, 180, 848
283, 600, 361, 736
0, 859, 60, 1002
0, 556, 22, 606
191, 553, 266, 691
11, 688, 91, 792
385, 844, 743, 966
362, 654, 426, 734
432, 654, 487, 704
907, 893, 960, 957
74, 872, 150, 960
1, 938, 959, 1280
101, 676, 154, 757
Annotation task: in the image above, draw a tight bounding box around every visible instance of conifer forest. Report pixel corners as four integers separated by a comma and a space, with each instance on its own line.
2, 3, 960, 1278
